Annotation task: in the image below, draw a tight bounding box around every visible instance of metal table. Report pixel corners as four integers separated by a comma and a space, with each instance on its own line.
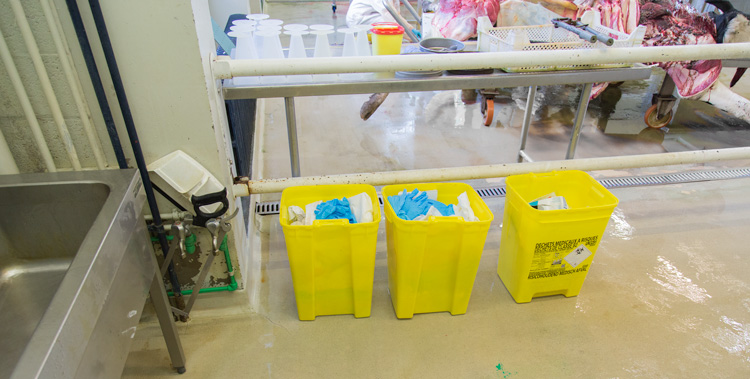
223, 65, 652, 176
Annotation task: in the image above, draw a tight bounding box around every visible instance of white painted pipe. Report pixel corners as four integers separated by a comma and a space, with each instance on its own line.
42, 0, 106, 169
0, 28, 57, 172
0, 129, 19, 175
232, 147, 750, 195
11, 0, 82, 170
214, 42, 750, 78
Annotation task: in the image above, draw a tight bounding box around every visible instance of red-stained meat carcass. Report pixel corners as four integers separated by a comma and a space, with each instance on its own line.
553, 0, 748, 121
588, 0, 749, 121
575, 0, 641, 33
432, 0, 500, 40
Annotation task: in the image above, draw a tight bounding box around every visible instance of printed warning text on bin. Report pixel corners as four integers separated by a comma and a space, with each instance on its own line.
533, 236, 598, 254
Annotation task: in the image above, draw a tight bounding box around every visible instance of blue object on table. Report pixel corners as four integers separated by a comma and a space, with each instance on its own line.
315, 198, 357, 224
388, 189, 455, 221
212, 18, 235, 56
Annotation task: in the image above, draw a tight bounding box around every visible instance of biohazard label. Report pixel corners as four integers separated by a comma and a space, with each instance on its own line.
527, 236, 598, 280
564, 244, 592, 268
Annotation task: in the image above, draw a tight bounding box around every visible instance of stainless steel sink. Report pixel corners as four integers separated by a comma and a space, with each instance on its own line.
0, 169, 154, 378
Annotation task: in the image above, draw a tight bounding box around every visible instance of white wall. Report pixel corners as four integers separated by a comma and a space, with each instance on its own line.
89, 0, 247, 288
0, 0, 249, 290
0, 0, 115, 171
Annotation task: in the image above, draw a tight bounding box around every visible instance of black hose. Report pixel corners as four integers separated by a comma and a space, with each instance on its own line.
153, 183, 189, 212
63, 0, 127, 169
72, 0, 185, 299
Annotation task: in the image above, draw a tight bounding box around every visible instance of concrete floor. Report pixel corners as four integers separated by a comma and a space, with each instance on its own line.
124, 174, 750, 378
123, 3, 750, 378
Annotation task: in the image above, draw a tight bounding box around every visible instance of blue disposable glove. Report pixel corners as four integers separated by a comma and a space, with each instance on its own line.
388, 189, 455, 220
426, 199, 455, 217
314, 198, 357, 224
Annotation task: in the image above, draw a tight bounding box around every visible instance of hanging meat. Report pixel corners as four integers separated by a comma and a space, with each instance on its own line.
507, 0, 749, 121
432, 0, 500, 40
590, 0, 749, 121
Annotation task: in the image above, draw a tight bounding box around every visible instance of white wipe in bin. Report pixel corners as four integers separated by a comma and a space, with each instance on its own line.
148, 150, 224, 213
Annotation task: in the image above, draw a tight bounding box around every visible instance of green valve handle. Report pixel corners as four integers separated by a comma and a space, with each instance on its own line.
185, 233, 197, 254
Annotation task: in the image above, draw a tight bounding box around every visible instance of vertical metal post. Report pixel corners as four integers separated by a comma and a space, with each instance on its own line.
284, 97, 301, 177
148, 257, 186, 374
566, 83, 593, 160
400, 0, 421, 26
517, 85, 537, 162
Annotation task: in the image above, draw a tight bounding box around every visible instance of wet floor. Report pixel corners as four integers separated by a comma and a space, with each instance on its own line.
248, 2, 750, 181
257, 64, 748, 181
124, 175, 750, 378
123, 2, 750, 378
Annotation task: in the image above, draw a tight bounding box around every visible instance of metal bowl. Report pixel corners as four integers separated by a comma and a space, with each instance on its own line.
419, 38, 465, 53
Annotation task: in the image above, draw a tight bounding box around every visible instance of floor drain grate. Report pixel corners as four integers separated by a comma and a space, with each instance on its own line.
597, 168, 750, 188
476, 187, 506, 198
254, 168, 750, 215
255, 201, 280, 216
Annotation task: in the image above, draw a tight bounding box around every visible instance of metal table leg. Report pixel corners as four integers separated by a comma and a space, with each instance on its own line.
517, 86, 537, 162
284, 97, 301, 177
565, 83, 593, 160
149, 254, 186, 374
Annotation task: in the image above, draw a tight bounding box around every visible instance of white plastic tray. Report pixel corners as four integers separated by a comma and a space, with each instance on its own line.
478, 11, 646, 72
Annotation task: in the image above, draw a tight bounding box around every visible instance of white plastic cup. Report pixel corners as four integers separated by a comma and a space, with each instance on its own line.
311, 29, 337, 82
309, 24, 334, 31
232, 19, 255, 26
246, 14, 270, 21
229, 20, 256, 32
338, 28, 358, 57
259, 19, 284, 26
227, 30, 258, 60
355, 24, 372, 57
337, 28, 361, 80
284, 24, 309, 31
257, 24, 282, 31
285, 30, 311, 82
256, 30, 286, 84
227, 29, 259, 85
285, 30, 309, 58
312, 29, 333, 58
257, 30, 284, 59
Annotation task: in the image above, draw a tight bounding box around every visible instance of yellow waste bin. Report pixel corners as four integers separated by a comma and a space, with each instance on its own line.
382, 183, 493, 319
280, 184, 380, 320
371, 22, 404, 55
498, 171, 618, 303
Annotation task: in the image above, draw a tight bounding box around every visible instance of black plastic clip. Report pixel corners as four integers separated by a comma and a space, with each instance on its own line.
191, 188, 229, 227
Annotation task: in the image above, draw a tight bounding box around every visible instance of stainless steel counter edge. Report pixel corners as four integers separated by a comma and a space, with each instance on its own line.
7, 169, 149, 379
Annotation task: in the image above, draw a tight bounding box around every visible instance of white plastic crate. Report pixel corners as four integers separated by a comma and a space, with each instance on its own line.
478, 11, 646, 72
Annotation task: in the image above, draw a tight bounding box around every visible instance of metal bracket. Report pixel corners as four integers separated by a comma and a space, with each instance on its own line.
160, 219, 192, 277
173, 208, 238, 317
652, 74, 677, 119
160, 241, 180, 278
